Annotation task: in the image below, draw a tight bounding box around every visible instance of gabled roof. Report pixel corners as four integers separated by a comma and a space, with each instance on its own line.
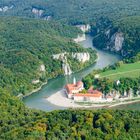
65, 81, 83, 94
74, 90, 102, 98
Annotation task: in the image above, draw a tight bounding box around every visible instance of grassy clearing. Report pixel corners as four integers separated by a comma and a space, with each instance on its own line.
99, 62, 140, 80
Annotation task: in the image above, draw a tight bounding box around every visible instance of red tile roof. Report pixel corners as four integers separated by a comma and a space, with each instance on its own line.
76, 81, 83, 86
65, 81, 83, 94
75, 90, 102, 98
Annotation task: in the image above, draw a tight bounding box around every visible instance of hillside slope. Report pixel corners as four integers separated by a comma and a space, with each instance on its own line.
0, 17, 96, 96
93, 16, 140, 58
1, 92, 140, 140
0, 0, 140, 24
0, 0, 140, 58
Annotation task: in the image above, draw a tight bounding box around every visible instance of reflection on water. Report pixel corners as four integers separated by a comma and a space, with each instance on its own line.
23, 35, 121, 112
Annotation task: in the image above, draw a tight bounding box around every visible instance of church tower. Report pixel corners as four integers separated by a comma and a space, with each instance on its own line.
73, 77, 76, 85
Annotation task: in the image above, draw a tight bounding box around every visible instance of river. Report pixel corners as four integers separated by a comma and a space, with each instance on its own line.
23, 35, 122, 112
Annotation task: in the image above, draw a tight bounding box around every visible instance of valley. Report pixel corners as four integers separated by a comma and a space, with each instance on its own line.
0, 0, 140, 139
23, 35, 121, 111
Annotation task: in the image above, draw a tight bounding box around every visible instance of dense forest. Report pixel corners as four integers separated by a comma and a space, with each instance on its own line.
0, 89, 47, 139
0, 0, 139, 58
92, 16, 140, 58
0, 17, 96, 96
0, 0, 140, 24
46, 110, 140, 140
1, 94, 140, 140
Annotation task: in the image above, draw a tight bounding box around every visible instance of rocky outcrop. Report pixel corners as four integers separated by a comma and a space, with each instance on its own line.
110, 32, 124, 52
32, 8, 44, 17
105, 29, 110, 38
43, 16, 52, 21
32, 79, 40, 84
102, 31, 124, 54
53, 53, 72, 75
73, 34, 86, 43
62, 61, 72, 75
53, 53, 67, 60
53, 52, 90, 75
74, 24, 91, 43
0, 5, 13, 12
72, 52, 90, 63
76, 24, 91, 33
39, 64, 45, 72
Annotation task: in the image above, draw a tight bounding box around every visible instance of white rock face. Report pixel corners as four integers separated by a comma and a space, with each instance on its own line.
53, 53, 72, 75
0, 5, 13, 12
53, 52, 90, 75
43, 16, 52, 21
32, 79, 40, 84
32, 8, 44, 17
40, 64, 45, 72
74, 24, 91, 43
73, 34, 86, 43
72, 52, 90, 63
114, 33, 124, 51
111, 32, 124, 51
62, 62, 72, 75
53, 52, 67, 60
105, 29, 110, 38
76, 24, 91, 33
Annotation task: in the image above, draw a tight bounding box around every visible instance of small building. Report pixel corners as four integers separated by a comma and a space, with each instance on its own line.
74, 90, 102, 102
106, 95, 113, 102
65, 82, 103, 102
65, 81, 84, 99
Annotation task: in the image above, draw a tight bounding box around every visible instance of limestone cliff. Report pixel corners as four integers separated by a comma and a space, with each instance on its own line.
53, 52, 90, 75
72, 52, 90, 63
94, 30, 124, 54
93, 26, 125, 56
74, 24, 91, 43
43, 16, 52, 21
32, 8, 44, 17
0, 5, 13, 12
76, 24, 91, 33
108, 32, 124, 52
73, 34, 86, 43
62, 61, 72, 75
39, 64, 45, 72
53, 53, 72, 75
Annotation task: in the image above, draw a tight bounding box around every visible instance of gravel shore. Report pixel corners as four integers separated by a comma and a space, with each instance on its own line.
47, 89, 140, 109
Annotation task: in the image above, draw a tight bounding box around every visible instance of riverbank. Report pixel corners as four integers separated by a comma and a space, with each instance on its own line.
22, 81, 48, 98
23, 51, 98, 99
23, 35, 121, 112
47, 89, 106, 108
22, 55, 98, 99
46, 89, 140, 109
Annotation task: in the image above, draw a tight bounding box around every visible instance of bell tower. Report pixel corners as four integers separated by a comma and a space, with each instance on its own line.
73, 77, 76, 85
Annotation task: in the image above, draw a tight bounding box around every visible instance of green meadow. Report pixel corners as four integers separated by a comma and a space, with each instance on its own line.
99, 62, 140, 80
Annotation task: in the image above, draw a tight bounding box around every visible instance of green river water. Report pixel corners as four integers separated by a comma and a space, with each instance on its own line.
23, 35, 140, 112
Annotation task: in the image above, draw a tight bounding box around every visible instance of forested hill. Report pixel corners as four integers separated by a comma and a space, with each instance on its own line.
93, 16, 140, 58
0, 0, 140, 59
1, 81, 140, 139
0, 0, 140, 24
0, 17, 96, 96
1, 92, 140, 140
